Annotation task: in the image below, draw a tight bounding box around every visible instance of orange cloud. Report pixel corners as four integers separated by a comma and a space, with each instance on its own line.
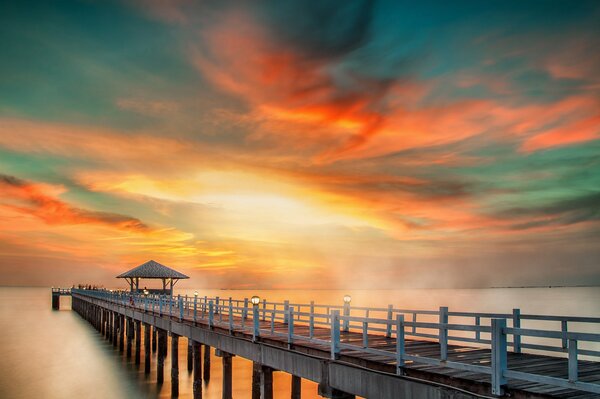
0, 174, 149, 232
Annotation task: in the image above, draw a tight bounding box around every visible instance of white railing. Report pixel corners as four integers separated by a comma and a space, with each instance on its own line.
70, 289, 600, 396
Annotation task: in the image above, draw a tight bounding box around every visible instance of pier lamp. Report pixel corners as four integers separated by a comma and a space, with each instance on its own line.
144, 289, 149, 296
251, 296, 260, 341
343, 295, 351, 332
194, 291, 198, 297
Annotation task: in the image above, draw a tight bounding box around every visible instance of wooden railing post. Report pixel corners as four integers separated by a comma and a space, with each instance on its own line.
288, 306, 294, 347
229, 301, 233, 334
343, 301, 350, 332
331, 310, 340, 360
568, 339, 578, 382
193, 295, 197, 324
362, 321, 368, 348
284, 300, 290, 324
396, 314, 405, 374
243, 298, 249, 320
439, 306, 448, 361
309, 301, 315, 339
386, 304, 393, 337
215, 296, 220, 314
159, 295, 163, 316
512, 308, 521, 353
208, 300, 214, 329
561, 320, 568, 349
491, 318, 508, 396
262, 299, 267, 321
270, 311, 275, 334
179, 295, 184, 321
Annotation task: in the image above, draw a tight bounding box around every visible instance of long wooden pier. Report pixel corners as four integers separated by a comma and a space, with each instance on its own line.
57, 289, 600, 398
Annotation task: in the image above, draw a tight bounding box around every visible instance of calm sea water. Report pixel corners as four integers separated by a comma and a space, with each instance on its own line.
0, 286, 598, 398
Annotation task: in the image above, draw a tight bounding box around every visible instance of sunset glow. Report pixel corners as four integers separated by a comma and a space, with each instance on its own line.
0, 1, 598, 289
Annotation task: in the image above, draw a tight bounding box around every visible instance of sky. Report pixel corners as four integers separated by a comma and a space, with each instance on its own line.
0, 0, 599, 289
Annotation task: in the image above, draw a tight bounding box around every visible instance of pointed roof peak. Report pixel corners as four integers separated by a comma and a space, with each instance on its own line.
116, 260, 189, 279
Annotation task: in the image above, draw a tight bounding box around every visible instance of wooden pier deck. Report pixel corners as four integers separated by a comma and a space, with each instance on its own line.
65, 290, 600, 399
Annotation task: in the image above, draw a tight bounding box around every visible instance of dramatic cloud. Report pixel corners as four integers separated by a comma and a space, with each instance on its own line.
0, 0, 598, 288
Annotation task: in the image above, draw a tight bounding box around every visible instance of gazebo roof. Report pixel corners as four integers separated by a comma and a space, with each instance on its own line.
116, 260, 189, 280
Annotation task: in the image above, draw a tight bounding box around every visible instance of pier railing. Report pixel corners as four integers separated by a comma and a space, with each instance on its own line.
71, 289, 600, 396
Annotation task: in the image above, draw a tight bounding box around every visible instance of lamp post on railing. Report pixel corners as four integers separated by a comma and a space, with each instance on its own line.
343, 295, 351, 332
251, 295, 260, 342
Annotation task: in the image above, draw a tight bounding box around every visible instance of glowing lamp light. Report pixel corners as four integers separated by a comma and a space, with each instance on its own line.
194, 291, 198, 297
343, 295, 352, 304
251, 295, 260, 306
144, 289, 149, 295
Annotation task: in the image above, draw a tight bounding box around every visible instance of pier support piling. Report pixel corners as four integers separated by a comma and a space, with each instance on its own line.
119, 315, 125, 352
126, 317, 133, 358
152, 326, 157, 352
251, 362, 261, 399
135, 320, 141, 365
157, 329, 167, 384
203, 345, 211, 382
260, 365, 273, 399
193, 341, 202, 399
291, 375, 301, 399
144, 323, 151, 374
188, 339, 193, 372
171, 333, 179, 397
219, 351, 233, 399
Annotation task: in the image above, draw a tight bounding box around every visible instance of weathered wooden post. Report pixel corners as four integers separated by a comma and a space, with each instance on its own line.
260, 365, 273, 399
512, 308, 521, 353
288, 306, 294, 348
188, 339, 193, 372
204, 345, 211, 382
152, 326, 157, 352
251, 362, 261, 399
112, 312, 118, 347
218, 351, 233, 399
385, 304, 393, 337
284, 300, 290, 324
309, 301, 315, 339
252, 296, 260, 342
243, 297, 249, 320
291, 375, 301, 399
157, 329, 167, 384
171, 333, 179, 397
119, 315, 125, 352
568, 339, 578, 382
179, 295, 184, 321
491, 318, 507, 396
135, 320, 141, 365
396, 314, 405, 375
144, 323, 151, 374
208, 300, 214, 328
331, 310, 340, 360
193, 341, 202, 399
126, 317, 133, 358
439, 306, 448, 361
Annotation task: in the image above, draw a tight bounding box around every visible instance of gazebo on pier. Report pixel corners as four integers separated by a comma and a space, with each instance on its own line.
116, 260, 189, 295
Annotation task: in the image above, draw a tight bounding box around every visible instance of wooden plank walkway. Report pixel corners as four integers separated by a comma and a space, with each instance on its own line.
174, 309, 600, 399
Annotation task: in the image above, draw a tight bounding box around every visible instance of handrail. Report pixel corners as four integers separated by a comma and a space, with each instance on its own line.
69, 288, 600, 396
